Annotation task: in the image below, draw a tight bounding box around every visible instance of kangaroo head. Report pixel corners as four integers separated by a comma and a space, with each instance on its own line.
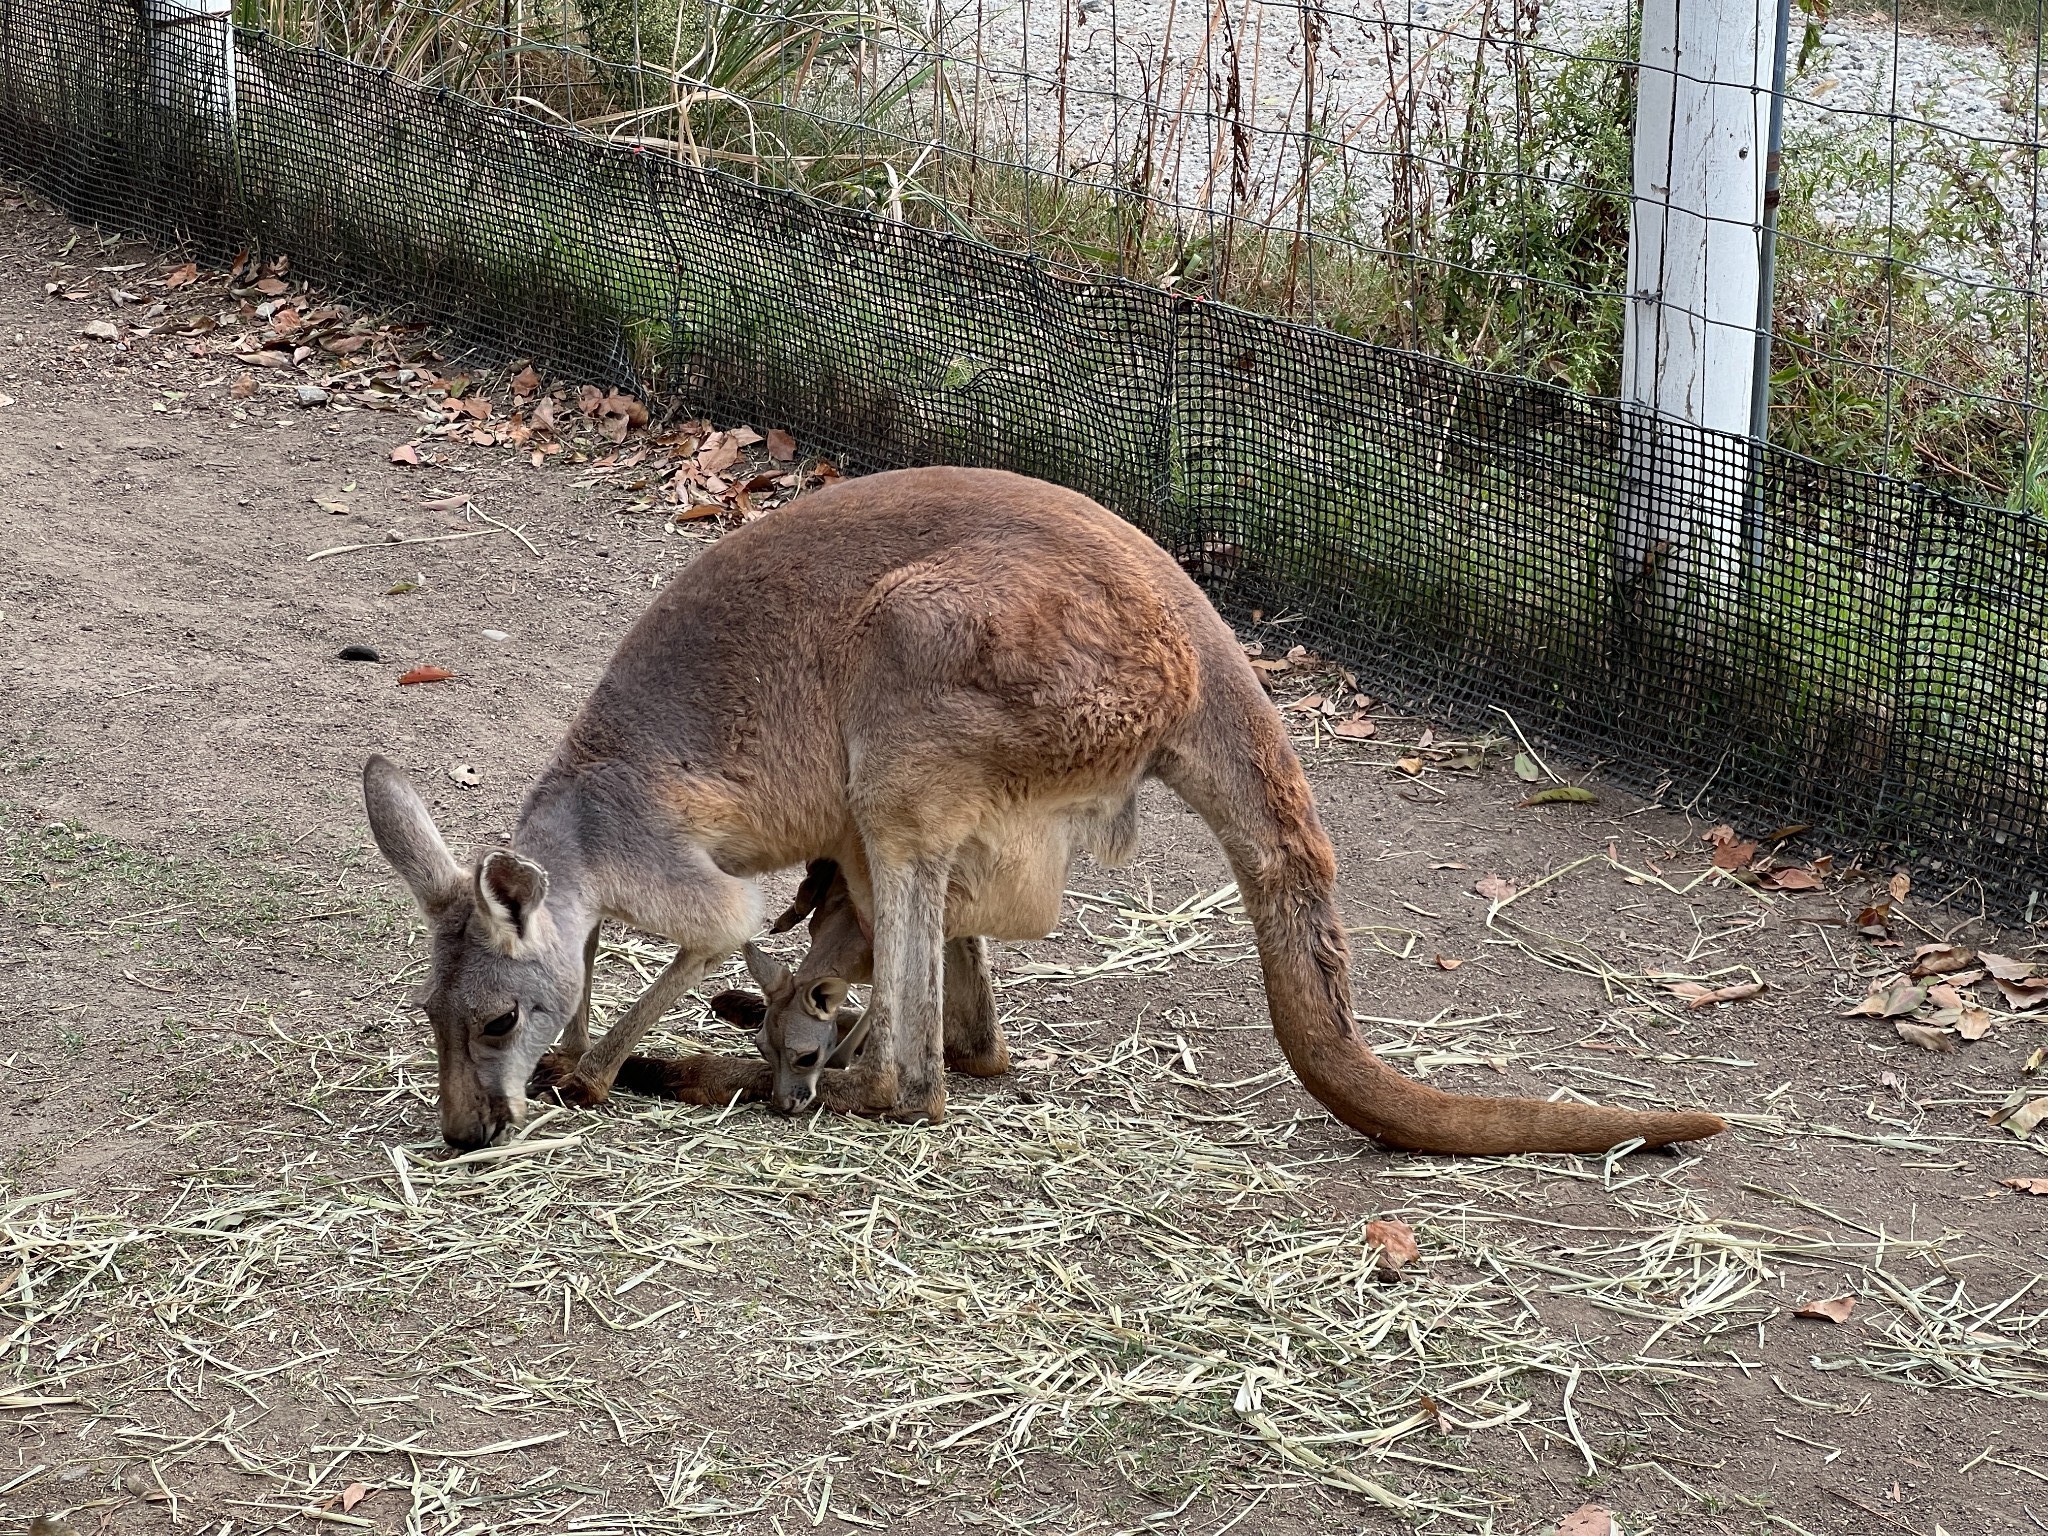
363, 755, 586, 1150
708, 940, 869, 1114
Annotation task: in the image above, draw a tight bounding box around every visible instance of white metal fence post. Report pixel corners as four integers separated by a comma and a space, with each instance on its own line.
140, 0, 237, 137
1620, 0, 1772, 596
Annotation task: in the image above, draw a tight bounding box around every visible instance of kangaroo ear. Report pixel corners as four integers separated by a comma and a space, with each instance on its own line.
770, 858, 841, 934
363, 755, 463, 916
743, 940, 793, 996
707, 988, 768, 1029
825, 1007, 871, 1069
476, 850, 549, 942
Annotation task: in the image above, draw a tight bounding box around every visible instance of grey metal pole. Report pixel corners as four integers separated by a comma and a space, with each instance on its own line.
1749, 0, 1793, 447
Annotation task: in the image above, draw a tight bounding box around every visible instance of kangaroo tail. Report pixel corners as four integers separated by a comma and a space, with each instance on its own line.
1157, 668, 1727, 1156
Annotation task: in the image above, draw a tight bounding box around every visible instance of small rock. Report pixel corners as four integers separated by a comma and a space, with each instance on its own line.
81, 319, 118, 342
385, 529, 405, 543
294, 384, 330, 407
338, 644, 380, 663
448, 763, 480, 788
481, 628, 511, 641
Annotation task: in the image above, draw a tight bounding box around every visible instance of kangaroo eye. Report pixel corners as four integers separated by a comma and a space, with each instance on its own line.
793, 1051, 821, 1069
482, 1008, 519, 1038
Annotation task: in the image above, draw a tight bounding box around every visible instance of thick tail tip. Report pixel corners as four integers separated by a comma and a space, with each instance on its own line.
1635, 1110, 1728, 1148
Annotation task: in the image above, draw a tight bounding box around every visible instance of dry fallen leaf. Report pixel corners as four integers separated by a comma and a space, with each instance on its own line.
1758, 865, 1823, 891
1911, 942, 1975, 977
1995, 1095, 2048, 1138
1894, 1020, 1957, 1053
1330, 715, 1376, 739
1955, 1006, 1992, 1041
1394, 756, 1424, 776
1795, 1294, 1857, 1324
1684, 980, 1766, 1009
162, 261, 199, 289
1555, 1505, 1616, 1536
699, 435, 742, 475
1434, 954, 1463, 970
1978, 951, 2035, 982
1474, 875, 1516, 903
2000, 1177, 2048, 1195
1518, 785, 1597, 807
510, 364, 540, 397
1994, 975, 2048, 1011
1888, 871, 1912, 902
1364, 1218, 1421, 1275
389, 442, 420, 466
1512, 751, 1542, 782
1845, 978, 1923, 1018
398, 665, 453, 685
1855, 901, 1893, 936
1711, 836, 1759, 870
766, 427, 796, 462
1283, 694, 1325, 713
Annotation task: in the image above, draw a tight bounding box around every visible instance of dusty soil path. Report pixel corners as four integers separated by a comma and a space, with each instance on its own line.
2, 191, 2045, 1535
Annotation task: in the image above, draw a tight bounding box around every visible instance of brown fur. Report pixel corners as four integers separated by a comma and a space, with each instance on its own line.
365, 467, 1726, 1154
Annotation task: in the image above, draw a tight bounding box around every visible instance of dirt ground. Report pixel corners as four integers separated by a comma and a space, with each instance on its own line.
1, 189, 2045, 1536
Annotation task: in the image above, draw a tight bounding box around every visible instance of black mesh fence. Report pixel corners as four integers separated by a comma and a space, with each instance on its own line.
4, 0, 2046, 913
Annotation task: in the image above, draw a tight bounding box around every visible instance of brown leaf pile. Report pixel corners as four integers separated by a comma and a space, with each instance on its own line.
1245, 646, 1377, 738
1702, 824, 1834, 891
124, 251, 817, 526
1843, 939, 2041, 1058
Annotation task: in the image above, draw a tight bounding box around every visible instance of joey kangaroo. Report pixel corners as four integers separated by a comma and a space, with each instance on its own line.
364, 465, 1727, 1154
704, 859, 881, 1115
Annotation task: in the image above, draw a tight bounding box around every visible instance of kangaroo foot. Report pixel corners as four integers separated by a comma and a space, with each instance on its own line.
944, 1039, 1011, 1078
529, 1051, 611, 1109
610, 1051, 772, 1106
814, 1065, 945, 1124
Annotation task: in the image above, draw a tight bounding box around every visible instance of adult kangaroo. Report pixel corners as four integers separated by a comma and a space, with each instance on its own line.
363, 466, 1726, 1155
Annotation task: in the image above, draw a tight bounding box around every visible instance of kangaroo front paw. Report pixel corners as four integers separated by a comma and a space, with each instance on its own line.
530, 1053, 611, 1108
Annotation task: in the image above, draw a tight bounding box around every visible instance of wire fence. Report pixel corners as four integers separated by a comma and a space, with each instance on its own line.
4, 0, 2048, 911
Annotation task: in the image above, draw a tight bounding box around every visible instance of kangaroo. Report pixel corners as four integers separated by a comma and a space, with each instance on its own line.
363, 465, 1726, 1154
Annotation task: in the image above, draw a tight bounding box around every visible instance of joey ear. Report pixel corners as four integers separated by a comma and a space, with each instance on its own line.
363, 755, 464, 915
743, 940, 792, 995
825, 1007, 871, 1069
707, 988, 768, 1029
476, 850, 549, 941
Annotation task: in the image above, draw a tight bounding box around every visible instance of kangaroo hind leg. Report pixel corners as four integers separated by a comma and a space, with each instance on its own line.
942, 935, 1008, 1077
